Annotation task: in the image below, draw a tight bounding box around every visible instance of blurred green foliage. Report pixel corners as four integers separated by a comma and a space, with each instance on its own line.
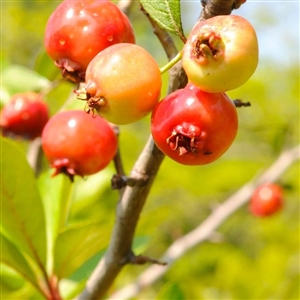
1, 1, 299, 299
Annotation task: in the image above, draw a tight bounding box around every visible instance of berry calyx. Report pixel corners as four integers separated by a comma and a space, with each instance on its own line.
193, 31, 225, 65
166, 123, 207, 156
76, 43, 162, 125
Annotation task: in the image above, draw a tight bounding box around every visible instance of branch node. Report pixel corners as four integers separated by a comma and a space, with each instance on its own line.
111, 174, 149, 190
129, 252, 167, 266
233, 99, 251, 108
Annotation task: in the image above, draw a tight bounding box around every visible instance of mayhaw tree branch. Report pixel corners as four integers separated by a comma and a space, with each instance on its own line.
109, 144, 300, 300
140, 4, 178, 61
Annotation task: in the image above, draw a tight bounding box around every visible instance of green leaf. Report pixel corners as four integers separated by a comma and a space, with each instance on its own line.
132, 236, 151, 254
156, 281, 185, 300
140, 0, 186, 42
68, 251, 105, 282
0, 137, 47, 271
38, 171, 74, 271
54, 222, 109, 279
0, 233, 38, 287
34, 50, 60, 81
0, 262, 26, 299
1, 65, 50, 96
0, 264, 43, 300
59, 278, 87, 300
0, 87, 11, 108
0, 263, 26, 293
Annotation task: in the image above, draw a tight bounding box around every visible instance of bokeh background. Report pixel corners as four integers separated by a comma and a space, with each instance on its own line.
1, 1, 299, 299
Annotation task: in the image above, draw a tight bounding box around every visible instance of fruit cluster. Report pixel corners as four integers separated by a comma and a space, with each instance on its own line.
1, 0, 259, 178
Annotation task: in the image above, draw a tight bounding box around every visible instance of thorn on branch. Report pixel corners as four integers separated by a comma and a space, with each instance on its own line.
233, 99, 251, 108
129, 252, 167, 266
111, 174, 149, 190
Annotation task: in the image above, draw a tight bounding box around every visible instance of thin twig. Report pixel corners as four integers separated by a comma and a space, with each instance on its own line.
109, 144, 300, 300
233, 99, 251, 107
140, 4, 180, 60
129, 253, 167, 266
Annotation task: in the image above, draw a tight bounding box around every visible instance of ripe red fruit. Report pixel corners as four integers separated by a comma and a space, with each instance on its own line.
182, 15, 259, 92
250, 183, 283, 217
41, 110, 118, 179
0, 92, 49, 140
76, 43, 162, 125
151, 83, 238, 165
44, 0, 135, 83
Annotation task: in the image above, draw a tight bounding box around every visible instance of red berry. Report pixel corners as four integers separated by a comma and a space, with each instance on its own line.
41, 110, 118, 180
76, 43, 162, 125
151, 83, 238, 165
0, 92, 49, 140
250, 183, 283, 217
182, 15, 258, 92
44, 0, 135, 83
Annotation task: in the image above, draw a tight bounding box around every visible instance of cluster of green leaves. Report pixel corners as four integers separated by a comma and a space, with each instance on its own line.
1, 138, 113, 298
1, 1, 299, 299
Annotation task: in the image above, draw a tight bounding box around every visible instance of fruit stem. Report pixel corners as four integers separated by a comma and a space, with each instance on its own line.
159, 51, 183, 74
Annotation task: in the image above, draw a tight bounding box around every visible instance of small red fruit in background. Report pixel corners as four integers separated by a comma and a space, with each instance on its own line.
41, 110, 118, 180
250, 183, 283, 217
151, 83, 238, 165
76, 43, 162, 125
0, 92, 49, 140
44, 0, 135, 83
182, 15, 259, 93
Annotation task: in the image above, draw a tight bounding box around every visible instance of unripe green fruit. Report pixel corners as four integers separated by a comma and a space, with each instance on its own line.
182, 15, 259, 93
